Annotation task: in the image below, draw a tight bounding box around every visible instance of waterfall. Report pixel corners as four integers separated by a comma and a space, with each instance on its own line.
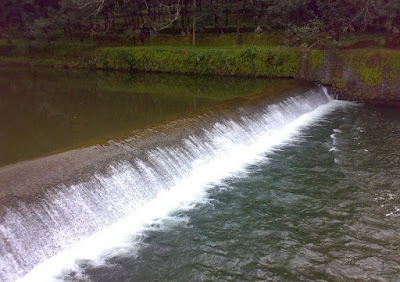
0, 86, 338, 281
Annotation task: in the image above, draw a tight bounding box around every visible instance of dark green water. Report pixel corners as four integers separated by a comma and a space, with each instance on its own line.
78, 104, 400, 281
0, 68, 291, 167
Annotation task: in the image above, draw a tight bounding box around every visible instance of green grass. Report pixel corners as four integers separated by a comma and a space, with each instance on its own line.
94, 46, 300, 77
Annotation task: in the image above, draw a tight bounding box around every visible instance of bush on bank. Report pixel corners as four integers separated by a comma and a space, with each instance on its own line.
95, 47, 300, 77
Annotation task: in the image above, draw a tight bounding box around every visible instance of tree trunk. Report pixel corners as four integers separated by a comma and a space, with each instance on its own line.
78, 23, 83, 42
138, 6, 145, 27
214, 0, 221, 34
385, 26, 393, 47
103, 7, 109, 31
253, 0, 258, 26
185, 0, 190, 36
112, 14, 115, 31
225, 0, 228, 26
4, 31, 12, 45
181, 2, 186, 32
172, 2, 176, 37
193, 0, 196, 45
236, 0, 240, 44
19, 14, 25, 29
214, 14, 218, 34
242, 0, 246, 29
124, 16, 128, 30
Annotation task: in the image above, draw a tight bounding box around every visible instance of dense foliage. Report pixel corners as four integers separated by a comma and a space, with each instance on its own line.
1, 0, 400, 47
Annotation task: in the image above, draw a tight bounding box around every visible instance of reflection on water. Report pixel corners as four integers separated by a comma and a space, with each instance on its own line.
0, 68, 295, 167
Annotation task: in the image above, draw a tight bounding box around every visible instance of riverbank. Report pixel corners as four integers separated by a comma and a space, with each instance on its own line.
1, 40, 400, 106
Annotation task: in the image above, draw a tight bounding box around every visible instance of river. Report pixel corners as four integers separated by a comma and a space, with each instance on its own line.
0, 68, 399, 281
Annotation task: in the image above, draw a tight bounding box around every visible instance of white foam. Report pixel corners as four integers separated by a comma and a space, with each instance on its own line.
0, 89, 351, 282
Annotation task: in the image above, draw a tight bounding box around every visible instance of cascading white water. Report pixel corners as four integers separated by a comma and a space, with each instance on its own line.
0, 87, 342, 282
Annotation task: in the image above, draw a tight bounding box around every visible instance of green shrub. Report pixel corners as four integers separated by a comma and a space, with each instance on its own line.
94, 46, 300, 78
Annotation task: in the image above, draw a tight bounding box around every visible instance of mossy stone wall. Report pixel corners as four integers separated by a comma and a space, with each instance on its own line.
302, 50, 400, 105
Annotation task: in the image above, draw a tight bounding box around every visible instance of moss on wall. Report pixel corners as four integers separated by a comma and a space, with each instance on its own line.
311, 50, 324, 70
335, 50, 400, 87
340, 50, 383, 86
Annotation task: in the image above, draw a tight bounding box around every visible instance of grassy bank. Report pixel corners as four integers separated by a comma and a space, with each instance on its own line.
0, 41, 301, 77
2, 42, 399, 84
94, 46, 300, 77
1, 36, 400, 105
0, 32, 389, 73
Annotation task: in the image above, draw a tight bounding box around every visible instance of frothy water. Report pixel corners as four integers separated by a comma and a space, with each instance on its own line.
0, 87, 344, 281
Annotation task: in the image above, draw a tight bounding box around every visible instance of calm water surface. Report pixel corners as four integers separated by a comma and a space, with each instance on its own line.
0, 68, 288, 166
76, 104, 400, 281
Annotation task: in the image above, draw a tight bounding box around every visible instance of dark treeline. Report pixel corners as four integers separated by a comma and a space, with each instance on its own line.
1, 0, 400, 46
